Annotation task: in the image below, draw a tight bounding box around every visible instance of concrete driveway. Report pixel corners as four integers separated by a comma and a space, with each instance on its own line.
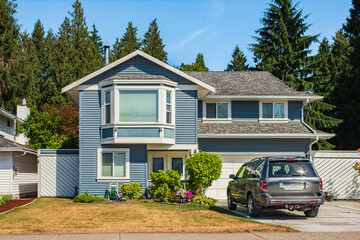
220, 200, 360, 232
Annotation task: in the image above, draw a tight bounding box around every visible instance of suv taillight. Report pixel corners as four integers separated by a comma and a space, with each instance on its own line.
260, 179, 268, 191
319, 179, 323, 191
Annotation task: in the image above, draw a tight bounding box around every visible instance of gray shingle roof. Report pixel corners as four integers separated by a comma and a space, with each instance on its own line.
0, 136, 36, 153
104, 73, 172, 81
186, 71, 315, 96
198, 122, 313, 135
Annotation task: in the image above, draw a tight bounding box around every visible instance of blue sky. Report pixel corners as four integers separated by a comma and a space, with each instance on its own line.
16, 0, 352, 70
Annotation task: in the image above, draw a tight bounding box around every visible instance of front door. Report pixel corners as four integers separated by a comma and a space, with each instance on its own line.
152, 158, 164, 172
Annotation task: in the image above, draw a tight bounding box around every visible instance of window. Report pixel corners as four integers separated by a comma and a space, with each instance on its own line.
172, 158, 183, 176
236, 165, 247, 178
98, 148, 129, 179
119, 91, 158, 122
166, 91, 172, 124
269, 161, 316, 178
153, 158, 164, 172
7, 120, 11, 127
105, 91, 111, 123
206, 103, 228, 118
101, 152, 125, 177
262, 102, 284, 118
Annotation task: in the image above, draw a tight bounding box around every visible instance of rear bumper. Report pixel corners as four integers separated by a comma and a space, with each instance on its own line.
257, 192, 325, 207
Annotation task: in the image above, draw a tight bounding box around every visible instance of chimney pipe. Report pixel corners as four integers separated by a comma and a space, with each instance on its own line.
104, 45, 110, 66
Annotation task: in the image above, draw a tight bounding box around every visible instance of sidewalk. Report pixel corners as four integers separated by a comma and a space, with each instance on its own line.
0, 232, 359, 240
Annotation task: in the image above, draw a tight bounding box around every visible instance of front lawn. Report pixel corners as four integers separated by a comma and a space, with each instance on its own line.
0, 198, 293, 234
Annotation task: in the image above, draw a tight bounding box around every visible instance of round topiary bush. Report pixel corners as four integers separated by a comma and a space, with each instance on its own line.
185, 151, 222, 195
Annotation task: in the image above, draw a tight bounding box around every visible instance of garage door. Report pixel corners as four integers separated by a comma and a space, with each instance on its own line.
205, 156, 260, 199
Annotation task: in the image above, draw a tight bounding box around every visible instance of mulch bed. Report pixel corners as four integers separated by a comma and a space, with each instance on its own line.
0, 199, 35, 214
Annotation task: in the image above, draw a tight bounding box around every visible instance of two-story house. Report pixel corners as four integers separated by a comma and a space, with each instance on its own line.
62, 50, 333, 199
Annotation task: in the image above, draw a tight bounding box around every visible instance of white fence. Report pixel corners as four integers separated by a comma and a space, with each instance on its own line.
38, 149, 79, 197
313, 151, 360, 199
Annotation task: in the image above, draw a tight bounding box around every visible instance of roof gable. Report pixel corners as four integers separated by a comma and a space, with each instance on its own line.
62, 50, 215, 93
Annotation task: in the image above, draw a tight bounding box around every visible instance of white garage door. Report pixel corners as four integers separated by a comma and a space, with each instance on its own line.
205, 156, 260, 199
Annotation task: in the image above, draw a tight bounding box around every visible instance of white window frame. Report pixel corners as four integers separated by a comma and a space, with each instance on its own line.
202, 100, 231, 121
97, 148, 130, 180
259, 100, 288, 121
104, 91, 111, 124
166, 91, 172, 124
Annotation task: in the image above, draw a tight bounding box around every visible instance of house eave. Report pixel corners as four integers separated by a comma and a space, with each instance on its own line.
198, 133, 334, 139
204, 95, 323, 101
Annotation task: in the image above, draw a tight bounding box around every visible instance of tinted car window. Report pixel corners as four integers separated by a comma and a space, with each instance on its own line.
269, 161, 316, 178
243, 162, 254, 178
252, 160, 265, 178
235, 165, 247, 178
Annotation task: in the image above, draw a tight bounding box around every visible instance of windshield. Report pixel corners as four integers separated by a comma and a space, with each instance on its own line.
268, 161, 316, 178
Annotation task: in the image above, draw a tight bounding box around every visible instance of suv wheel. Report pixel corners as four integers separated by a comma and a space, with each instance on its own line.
227, 190, 237, 210
304, 206, 319, 217
247, 193, 262, 217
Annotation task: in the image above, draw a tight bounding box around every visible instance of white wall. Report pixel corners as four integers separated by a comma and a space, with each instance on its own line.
12, 153, 37, 198
0, 153, 12, 196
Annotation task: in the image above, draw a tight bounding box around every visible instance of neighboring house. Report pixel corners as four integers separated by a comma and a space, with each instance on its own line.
0, 98, 30, 145
0, 100, 37, 199
61, 50, 333, 199
0, 136, 37, 198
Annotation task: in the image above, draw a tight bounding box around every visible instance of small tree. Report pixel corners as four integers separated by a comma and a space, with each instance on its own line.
185, 151, 222, 195
354, 162, 360, 176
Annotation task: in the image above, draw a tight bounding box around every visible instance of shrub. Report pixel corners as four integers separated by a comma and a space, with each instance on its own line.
354, 162, 360, 176
0, 199, 5, 206
73, 191, 108, 203
1, 195, 13, 201
150, 169, 182, 202
192, 195, 217, 206
120, 182, 142, 200
185, 151, 222, 194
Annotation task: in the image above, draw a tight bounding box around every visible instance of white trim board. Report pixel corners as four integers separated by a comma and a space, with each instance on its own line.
62, 50, 215, 94
198, 133, 335, 139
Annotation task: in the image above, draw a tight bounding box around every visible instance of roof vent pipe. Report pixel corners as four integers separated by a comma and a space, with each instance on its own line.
104, 45, 110, 66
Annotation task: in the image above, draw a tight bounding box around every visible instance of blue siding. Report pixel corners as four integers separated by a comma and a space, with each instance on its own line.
39, 149, 79, 155
164, 128, 175, 138
79, 90, 147, 196
175, 90, 197, 144
288, 101, 302, 121
198, 100, 203, 120
102, 128, 113, 138
232, 101, 259, 119
88, 55, 195, 85
198, 138, 310, 153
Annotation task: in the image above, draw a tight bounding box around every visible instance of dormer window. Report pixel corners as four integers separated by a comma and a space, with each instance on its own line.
206, 103, 228, 118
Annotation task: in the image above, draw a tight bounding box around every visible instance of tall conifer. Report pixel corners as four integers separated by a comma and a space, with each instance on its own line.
142, 18, 167, 62
226, 45, 248, 71
180, 53, 209, 71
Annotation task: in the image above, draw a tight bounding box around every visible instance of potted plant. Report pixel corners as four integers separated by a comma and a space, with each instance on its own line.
325, 191, 334, 201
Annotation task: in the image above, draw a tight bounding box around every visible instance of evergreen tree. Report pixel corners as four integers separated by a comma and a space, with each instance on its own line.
142, 18, 167, 62
0, 0, 21, 113
332, 0, 360, 149
110, 21, 140, 62
251, 0, 318, 91
303, 38, 342, 149
180, 53, 209, 71
90, 23, 103, 56
225, 45, 248, 71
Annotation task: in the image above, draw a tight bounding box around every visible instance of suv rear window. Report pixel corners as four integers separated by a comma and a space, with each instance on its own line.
268, 161, 316, 178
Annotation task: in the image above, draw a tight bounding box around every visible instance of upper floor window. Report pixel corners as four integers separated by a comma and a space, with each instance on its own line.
206, 103, 228, 118
119, 91, 158, 122
166, 91, 172, 124
262, 102, 284, 118
105, 91, 111, 123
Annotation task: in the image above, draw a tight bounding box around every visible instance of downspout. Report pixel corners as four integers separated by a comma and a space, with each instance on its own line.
301, 98, 318, 162
13, 118, 16, 142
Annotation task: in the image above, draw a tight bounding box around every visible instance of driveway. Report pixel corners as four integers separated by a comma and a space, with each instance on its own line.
219, 200, 360, 232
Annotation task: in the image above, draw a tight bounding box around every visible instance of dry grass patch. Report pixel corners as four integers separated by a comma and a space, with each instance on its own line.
0, 198, 293, 234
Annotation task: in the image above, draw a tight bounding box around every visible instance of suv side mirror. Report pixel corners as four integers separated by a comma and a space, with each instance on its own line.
229, 174, 235, 179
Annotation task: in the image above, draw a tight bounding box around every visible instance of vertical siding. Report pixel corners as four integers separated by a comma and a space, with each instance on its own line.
198, 100, 202, 120
198, 138, 310, 153
80, 90, 148, 196
175, 90, 197, 144
39, 151, 78, 197
0, 154, 11, 196
288, 101, 302, 121
12, 153, 37, 197
231, 101, 259, 119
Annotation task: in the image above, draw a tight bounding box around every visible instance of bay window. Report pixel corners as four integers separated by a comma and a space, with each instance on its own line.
166, 91, 172, 124
105, 91, 111, 123
206, 102, 228, 118
119, 91, 158, 122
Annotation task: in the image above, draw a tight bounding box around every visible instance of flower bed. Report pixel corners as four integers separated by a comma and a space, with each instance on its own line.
0, 199, 35, 214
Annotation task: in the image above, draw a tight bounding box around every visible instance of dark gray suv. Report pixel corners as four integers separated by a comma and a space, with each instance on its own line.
227, 157, 324, 217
